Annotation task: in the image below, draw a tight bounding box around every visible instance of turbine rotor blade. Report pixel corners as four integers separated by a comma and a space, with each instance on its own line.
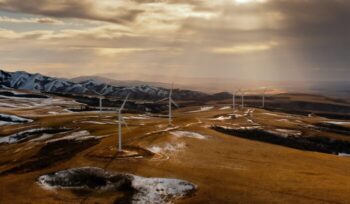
121, 116, 130, 131
156, 98, 168, 103
92, 90, 104, 98
171, 99, 179, 108
120, 93, 130, 111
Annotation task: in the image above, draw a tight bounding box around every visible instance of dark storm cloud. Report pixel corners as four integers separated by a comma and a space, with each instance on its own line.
0, 0, 144, 24
268, 0, 350, 38
267, 0, 350, 74
179, 0, 350, 79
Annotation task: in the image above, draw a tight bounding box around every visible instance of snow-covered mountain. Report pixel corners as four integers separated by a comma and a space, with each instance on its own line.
0, 70, 89, 94
71, 75, 172, 89
0, 70, 209, 101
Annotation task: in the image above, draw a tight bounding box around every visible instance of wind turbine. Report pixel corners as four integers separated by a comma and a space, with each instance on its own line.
232, 91, 236, 113
99, 95, 103, 112
92, 90, 104, 112
237, 89, 245, 109
117, 94, 130, 152
241, 91, 245, 109
168, 84, 179, 126
262, 88, 266, 108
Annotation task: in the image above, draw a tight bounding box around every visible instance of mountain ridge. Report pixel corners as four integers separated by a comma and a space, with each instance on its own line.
0, 69, 213, 101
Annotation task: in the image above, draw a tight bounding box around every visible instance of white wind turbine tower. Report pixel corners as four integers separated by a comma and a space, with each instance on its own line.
99, 95, 103, 112
241, 91, 245, 109
232, 91, 236, 113
237, 89, 245, 109
117, 94, 130, 152
262, 88, 266, 108
168, 84, 179, 126
92, 90, 104, 112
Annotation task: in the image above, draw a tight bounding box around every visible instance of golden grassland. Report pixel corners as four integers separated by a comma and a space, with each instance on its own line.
0, 103, 350, 203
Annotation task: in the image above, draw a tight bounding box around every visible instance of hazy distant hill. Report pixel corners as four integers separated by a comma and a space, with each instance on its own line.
82, 73, 350, 97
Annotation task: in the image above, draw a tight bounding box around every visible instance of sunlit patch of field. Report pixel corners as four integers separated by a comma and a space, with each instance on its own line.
1, 94, 350, 203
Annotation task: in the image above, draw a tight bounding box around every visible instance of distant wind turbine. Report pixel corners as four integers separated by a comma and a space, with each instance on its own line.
262, 88, 266, 108
99, 96, 103, 112
155, 85, 178, 126
168, 84, 179, 126
237, 89, 245, 109
241, 91, 245, 109
117, 94, 130, 152
92, 90, 104, 112
232, 91, 236, 113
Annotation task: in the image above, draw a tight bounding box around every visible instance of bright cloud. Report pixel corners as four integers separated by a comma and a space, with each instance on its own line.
212, 41, 279, 54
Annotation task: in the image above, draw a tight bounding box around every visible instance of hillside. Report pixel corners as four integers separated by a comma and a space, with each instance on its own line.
1, 91, 350, 203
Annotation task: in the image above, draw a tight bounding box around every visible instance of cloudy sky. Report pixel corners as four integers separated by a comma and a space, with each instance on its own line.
0, 0, 349, 82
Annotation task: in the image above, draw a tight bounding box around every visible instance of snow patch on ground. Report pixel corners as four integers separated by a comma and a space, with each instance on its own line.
46, 130, 97, 143
246, 119, 258, 125
276, 119, 290, 123
217, 126, 262, 131
275, 129, 301, 134
184, 119, 202, 127
244, 109, 254, 116
189, 106, 214, 113
37, 167, 196, 204
30, 133, 57, 142
338, 153, 350, 157
267, 129, 302, 138
148, 142, 186, 154
63, 109, 73, 113
48, 111, 59, 115
80, 121, 107, 125
219, 106, 231, 110
327, 121, 350, 125
37, 167, 121, 191
0, 92, 81, 113
215, 125, 302, 138
0, 121, 16, 126
232, 114, 244, 118
0, 113, 32, 126
124, 115, 150, 120
145, 126, 179, 136
170, 131, 207, 140
131, 175, 196, 204
211, 115, 232, 121
262, 112, 282, 117
0, 128, 49, 144
276, 118, 303, 124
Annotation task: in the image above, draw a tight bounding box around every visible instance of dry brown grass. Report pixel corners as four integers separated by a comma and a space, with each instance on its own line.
1, 103, 350, 204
